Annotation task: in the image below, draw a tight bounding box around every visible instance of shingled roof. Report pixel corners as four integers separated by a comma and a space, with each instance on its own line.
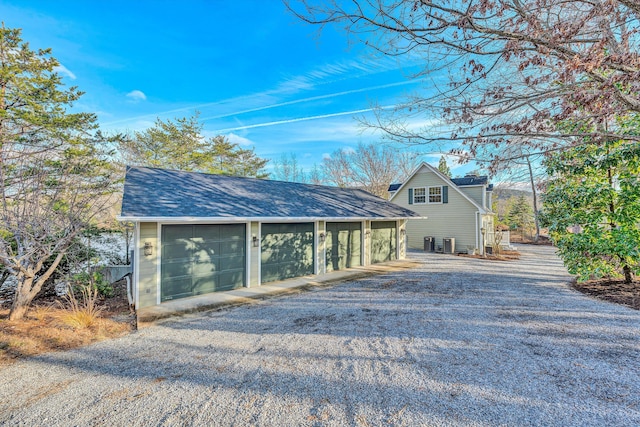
450, 175, 489, 186
120, 166, 421, 221
388, 175, 494, 192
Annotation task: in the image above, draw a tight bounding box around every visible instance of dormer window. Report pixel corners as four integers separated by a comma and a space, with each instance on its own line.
429, 186, 442, 203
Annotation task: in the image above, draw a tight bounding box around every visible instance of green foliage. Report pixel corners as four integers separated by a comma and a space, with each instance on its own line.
119, 113, 268, 178
0, 26, 118, 320
540, 139, 640, 283
71, 270, 114, 298
437, 155, 451, 177
507, 195, 534, 231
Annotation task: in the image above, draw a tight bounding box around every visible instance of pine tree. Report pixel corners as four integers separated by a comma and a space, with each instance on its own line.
0, 26, 118, 320
438, 156, 452, 177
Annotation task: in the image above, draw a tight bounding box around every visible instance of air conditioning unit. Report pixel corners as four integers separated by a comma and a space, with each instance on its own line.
443, 237, 455, 254
424, 236, 435, 252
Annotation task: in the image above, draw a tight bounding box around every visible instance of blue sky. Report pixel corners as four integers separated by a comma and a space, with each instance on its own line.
1, 0, 477, 177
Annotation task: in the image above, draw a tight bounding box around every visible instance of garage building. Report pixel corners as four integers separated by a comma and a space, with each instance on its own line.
119, 166, 421, 309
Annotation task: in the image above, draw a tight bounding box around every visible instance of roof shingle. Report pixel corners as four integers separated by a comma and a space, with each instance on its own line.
120, 166, 421, 220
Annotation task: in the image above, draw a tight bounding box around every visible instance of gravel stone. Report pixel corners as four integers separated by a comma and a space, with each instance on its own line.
0, 245, 638, 426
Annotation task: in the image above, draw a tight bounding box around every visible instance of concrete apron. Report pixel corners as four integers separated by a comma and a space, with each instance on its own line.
137, 259, 421, 327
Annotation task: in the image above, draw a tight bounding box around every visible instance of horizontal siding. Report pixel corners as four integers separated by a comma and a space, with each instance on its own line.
459, 186, 484, 208
393, 168, 479, 251
250, 222, 259, 287
138, 222, 158, 308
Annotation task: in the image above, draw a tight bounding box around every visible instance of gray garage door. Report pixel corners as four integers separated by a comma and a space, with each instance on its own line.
326, 222, 362, 272
371, 221, 397, 264
161, 224, 246, 301
261, 223, 314, 283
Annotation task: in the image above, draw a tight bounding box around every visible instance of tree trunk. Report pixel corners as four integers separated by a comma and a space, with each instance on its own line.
623, 264, 633, 284
9, 276, 36, 320
526, 156, 541, 242
8, 251, 66, 320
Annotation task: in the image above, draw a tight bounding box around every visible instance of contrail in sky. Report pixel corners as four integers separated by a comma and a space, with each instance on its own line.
212, 105, 397, 133
102, 80, 416, 127
199, 80, 417, 122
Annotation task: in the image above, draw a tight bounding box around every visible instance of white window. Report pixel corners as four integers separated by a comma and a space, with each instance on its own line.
414, 187, 426, 204
428, 186, 442, 203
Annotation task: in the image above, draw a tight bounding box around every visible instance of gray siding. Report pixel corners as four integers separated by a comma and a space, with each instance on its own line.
394, 168, 480, 252
459, 186, 485, 208
138, 222, 158, 308
250, 222, 259, 287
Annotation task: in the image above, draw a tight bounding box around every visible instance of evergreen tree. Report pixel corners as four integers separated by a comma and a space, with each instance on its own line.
541, 138, 640, 283
507, 195, 534, 237
0, 27, 118, 320
438, 155, 451, 177
118, 113, 268, 178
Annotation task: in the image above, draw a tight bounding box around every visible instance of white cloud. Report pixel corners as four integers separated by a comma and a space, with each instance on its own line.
226, 132, 253, 146
126, 90, 147, 102
54, 64, 76, 80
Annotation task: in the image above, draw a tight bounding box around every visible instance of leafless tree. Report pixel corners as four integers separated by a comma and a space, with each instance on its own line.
288, 0, 640, 169
323, 143, 421, 198
271, 153, 307, 183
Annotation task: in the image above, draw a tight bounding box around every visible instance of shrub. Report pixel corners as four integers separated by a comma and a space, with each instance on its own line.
60, 284, 104, 329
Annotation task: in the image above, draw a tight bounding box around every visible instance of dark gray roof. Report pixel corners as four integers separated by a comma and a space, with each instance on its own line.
451, 176, 489, 186
388, 183, 402, 192
120, 166, 421, 220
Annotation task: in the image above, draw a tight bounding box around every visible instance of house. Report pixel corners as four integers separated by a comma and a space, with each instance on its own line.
118, 166, 421, 309
388, 162, 495, 254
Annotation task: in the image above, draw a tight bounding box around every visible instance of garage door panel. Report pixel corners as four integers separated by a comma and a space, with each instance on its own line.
163, 242, 192, 261
261, 264, 280, 283
196, 224, 221, 241
217, 271, 245, 291
220, 240, 244, 256
161, 224, 245, 302
163, 225, 193, 242
371, 221, 397, 264
261, 222, 314, 283
220, 253, 244, 270
326, 222, 362, 272
162, 260, 192, 279
192, 275, 217, 295
192, 259, 218, 276
162, 276, 192, 301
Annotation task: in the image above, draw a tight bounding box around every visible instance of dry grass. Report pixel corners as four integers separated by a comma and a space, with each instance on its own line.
58, 284, 104, 329
0, 278, 134, 366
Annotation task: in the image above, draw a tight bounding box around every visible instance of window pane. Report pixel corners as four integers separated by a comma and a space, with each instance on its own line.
429, 186, 442, 203
414, 187, 426, 203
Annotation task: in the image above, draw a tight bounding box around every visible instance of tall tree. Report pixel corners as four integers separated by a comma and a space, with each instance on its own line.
288, 1, 640, 169
437, 155, 451, 177
507, 195, 534, 239
323, 143, 420, 198
541, 138, 640, 283
271, 153, 307, 183
118, 114, 268, 178
208, 135, 269, 178
0, 27, 118, 320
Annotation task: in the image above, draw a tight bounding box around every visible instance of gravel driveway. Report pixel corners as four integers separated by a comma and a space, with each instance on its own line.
1, 245, 639, 426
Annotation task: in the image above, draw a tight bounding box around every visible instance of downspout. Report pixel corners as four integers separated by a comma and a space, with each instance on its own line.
475, 211, 480, 255
133, 221, 140, 310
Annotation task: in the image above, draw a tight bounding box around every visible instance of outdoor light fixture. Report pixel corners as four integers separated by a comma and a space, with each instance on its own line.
252, 235, 259, 247
400, 229, 406, 237
143, 241, 153, 256
319, 232, 326, 243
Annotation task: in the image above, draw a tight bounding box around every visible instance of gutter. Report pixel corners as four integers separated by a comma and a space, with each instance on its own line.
116, 215, 427, 223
